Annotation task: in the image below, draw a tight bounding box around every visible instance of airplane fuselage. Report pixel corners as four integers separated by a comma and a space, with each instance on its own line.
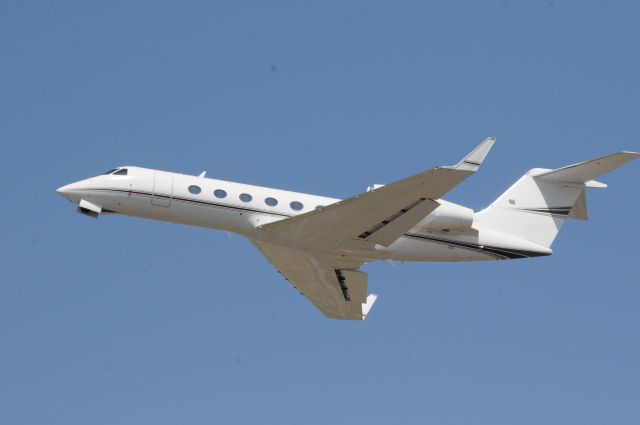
57, 141, 638, 320
57, 166, 551, 263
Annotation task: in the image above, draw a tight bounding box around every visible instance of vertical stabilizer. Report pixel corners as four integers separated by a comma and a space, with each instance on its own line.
474, 151, 638, 248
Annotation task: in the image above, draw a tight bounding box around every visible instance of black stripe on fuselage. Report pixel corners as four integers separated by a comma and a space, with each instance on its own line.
93, 188, 292, 218
404, 233, 550, 260
90, 188, 549, 260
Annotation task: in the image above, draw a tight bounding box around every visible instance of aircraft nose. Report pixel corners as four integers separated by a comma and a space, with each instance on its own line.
56, 185, 69, 196
56, 184, 72, 197
56, 181, 84, 202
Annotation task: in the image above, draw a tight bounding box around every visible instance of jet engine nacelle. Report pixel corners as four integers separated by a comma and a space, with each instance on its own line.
76, 199, 102, 219
418, 200, 474, 233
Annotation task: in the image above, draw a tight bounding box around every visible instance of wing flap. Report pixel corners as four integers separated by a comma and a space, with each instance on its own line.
361, 198, 440, 246
251, 240, 375, 320
339, 269, 367, 304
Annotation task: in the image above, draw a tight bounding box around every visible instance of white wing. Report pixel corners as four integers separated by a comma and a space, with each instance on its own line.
251, 240, 377, 320
260, 138, 495, 252
251, 139, 495, 319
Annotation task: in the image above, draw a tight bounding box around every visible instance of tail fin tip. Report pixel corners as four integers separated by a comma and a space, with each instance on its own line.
534, 151, 639, 184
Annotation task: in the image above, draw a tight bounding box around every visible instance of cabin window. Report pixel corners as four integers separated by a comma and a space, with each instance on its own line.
188, 185, 202, 195
290, 201, 304, 211
102, 168, 118, 175
239, 193, 252, 203
214, 189, 227, 199
113, 168, 128, 176
265, 197, 278, 207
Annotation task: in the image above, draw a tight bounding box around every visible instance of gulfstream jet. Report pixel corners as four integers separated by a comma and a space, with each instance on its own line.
57, 139, 638, 320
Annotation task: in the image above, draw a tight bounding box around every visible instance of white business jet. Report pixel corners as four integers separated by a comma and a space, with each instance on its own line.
57, 139, 638, 320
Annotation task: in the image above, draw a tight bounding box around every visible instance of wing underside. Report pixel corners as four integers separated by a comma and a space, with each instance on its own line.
251, 240, 377, 320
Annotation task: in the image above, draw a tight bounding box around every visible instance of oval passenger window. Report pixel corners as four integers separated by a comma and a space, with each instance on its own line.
265, 197, 278, 206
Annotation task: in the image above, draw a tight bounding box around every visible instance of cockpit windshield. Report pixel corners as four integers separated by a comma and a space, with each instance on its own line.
102, 168, 128, 175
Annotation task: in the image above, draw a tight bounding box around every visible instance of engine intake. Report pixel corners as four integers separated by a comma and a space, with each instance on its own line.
76, 199, 102, 219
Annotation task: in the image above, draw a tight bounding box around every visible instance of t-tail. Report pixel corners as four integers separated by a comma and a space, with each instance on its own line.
474, 151, 639, 249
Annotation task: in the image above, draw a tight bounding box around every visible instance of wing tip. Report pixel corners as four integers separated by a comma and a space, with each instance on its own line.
451, 136, 496, 171
362, 294, 378, 319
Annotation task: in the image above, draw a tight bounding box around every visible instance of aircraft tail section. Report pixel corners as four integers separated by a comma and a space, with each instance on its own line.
474, 151, 639, 249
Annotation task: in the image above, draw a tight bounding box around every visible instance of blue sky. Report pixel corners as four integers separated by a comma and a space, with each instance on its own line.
1, 1, 639, 424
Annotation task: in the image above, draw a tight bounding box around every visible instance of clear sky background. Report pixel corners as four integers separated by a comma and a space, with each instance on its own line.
1, 1, 639, 424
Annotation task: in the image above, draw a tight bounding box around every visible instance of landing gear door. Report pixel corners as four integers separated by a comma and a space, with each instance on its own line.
151, 173, 173, 207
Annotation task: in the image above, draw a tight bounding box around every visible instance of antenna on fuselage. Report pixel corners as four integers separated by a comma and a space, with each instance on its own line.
198, 171, 206, 178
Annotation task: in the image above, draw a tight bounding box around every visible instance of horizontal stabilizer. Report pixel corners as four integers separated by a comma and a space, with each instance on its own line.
534, 151, 639, 184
